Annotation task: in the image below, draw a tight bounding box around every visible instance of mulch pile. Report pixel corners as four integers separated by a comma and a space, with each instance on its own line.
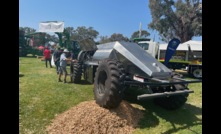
46, 100, 144, 134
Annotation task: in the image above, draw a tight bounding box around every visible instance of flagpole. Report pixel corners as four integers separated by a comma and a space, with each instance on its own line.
139, 22, 142, 38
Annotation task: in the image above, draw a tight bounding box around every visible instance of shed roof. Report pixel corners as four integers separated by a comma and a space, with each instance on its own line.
159, 40, 202, 51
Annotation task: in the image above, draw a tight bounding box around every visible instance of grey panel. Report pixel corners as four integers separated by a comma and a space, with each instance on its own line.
92, 49, 113, 60
92, 41, 172, 78
114, 41, 171, 77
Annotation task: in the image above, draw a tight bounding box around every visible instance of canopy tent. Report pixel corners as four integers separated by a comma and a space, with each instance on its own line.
38, 45, 44, 50
159, 40, 202, 51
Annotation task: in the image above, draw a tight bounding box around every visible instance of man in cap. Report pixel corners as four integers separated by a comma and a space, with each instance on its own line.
58, 49, 77, 83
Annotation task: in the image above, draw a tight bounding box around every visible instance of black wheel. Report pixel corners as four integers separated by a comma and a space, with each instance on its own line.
93, 59, 124, 108
70, 61, 82, 83
115, 60, 127, 98
154, 75, 189, 110
192, 68, 202, 79
77, 51, 85, 61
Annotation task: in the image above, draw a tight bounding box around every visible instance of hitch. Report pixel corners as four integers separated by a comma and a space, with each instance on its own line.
137, 89, 194, 100
124, 79, 202, 86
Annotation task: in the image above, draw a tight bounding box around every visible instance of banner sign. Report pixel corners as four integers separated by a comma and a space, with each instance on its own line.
164, 38, 181, 66
39, 21, 64, 32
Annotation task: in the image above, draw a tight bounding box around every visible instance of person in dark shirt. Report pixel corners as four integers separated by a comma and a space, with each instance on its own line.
53, 47, 63, 74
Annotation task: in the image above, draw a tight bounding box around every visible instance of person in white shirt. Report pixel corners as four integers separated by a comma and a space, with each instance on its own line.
58, 49, 77, 83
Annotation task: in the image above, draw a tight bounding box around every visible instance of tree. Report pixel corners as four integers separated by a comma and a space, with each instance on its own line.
30, 33, 46, 47
109, 33, 129, 42
98, 33, 129, 44
99, 36, 111, 44
63, 27, 74, 49
19, 27, 36, 34
131, 30, 150, 39
19, 28, 25, 47
19, 27, 43, 56
71, 26, 99, 41
19, 27, 46, 47
55, 26, 99, 48
45, 34, 59, 43
55, 27, 75, 47
64, 27, 74, 42
148, 0, 202, 42
19, 29, 30, 56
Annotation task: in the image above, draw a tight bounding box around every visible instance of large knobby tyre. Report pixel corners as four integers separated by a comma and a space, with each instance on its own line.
93, 59, 123, 108
70, 61, 82, 83
154, 74, 189, 110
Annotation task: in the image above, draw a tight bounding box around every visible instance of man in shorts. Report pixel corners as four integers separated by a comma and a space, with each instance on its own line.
58, 49, 77, 83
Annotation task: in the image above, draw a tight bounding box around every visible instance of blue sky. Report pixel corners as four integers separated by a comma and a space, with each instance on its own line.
19, 0, 202, 43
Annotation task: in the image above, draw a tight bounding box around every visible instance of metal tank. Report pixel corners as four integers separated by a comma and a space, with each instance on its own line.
92, 41, 172, 78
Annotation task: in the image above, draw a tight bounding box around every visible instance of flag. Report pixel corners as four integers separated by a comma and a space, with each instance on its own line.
164, 38, 181, 66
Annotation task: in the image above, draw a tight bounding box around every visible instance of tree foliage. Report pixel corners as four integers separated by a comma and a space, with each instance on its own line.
131, 30, 150, 39
19, 29, 25, 47
61, 27, 73, 49
109, 33, 129, 42
19, 28, 42, 56
71, 26, 99, 41
19, 27, 36, 35
19, 27, 47, 47
99, 36, 111, 44
37, 33, 46, 46
56, 26, 99, 49
99, 33, 129, 44
148, 0, 202, 42
45, 34, 59, 43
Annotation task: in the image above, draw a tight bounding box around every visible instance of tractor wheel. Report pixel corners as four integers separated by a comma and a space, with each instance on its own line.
154, 75, 189, 110
192, 68, 202, 79
93, 59, 124, 108
70, 61, 82, 83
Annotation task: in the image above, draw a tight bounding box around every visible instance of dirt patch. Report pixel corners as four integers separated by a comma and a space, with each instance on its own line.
46, 100, 144, 134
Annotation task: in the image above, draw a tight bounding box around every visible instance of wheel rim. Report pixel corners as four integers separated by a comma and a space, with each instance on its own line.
193, 69, 202, 78
97, 70, 107, 96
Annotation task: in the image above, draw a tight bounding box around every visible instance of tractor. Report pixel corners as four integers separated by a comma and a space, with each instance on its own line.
69, 38, 201, 110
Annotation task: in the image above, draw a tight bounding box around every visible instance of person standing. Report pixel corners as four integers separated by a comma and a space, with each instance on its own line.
43, 46, 52, 68
53, 47, 63, 74
58, 49, 77, 83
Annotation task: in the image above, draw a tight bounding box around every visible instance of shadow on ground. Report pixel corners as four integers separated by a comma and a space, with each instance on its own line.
19, 73, 24, 77
67, 80, 92, 85
123, 87, 202, 133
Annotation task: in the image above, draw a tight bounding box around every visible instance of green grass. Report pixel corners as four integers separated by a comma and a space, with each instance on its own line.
159, 59, 191, 64
19, 57, 94, 134
19, 57, 202, 134
124, 82, 202, 134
